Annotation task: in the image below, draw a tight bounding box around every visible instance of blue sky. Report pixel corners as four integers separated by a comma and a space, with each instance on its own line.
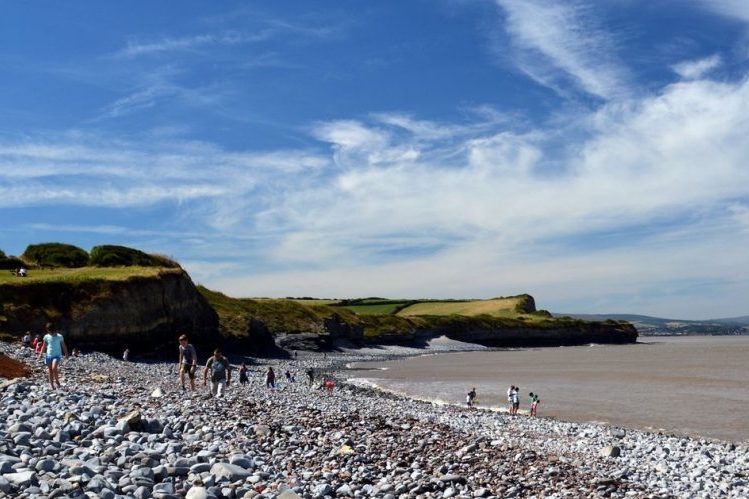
2, 0, 749, 319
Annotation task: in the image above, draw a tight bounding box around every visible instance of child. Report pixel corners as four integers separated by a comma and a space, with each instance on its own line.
38, 323, 69, 389
529, 392, 540, 417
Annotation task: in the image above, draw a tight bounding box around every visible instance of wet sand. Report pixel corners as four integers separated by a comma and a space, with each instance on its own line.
348, 335, 749, 442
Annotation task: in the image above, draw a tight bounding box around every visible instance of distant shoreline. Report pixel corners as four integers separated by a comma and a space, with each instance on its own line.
329, 335, 749, 445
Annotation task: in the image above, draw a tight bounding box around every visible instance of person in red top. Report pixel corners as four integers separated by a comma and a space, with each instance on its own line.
33, 335, 43, 355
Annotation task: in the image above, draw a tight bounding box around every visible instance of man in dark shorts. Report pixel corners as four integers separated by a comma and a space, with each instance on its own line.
203, 348, 231, 398
178, 334, 198, 391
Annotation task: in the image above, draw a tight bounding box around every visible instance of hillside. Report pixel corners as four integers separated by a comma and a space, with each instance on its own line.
0, 255, 637, 355
200, 292, 636, 351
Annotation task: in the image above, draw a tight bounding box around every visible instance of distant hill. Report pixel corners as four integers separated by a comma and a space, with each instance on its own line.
555, 313, 749, 335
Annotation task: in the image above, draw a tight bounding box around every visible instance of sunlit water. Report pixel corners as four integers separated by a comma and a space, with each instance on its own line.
347, 336, 749, 442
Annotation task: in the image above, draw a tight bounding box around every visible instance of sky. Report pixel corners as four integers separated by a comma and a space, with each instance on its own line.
1, 1, 749, 320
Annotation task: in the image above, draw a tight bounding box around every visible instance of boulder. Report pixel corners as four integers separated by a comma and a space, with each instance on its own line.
186, 485, 209, 499
4, 470, 38, 487
210, 462, 251, 482
600, 446, 621, 458
118, 410, 142, 431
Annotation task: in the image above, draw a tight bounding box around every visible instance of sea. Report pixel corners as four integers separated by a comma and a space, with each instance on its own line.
346, 335, 749, 443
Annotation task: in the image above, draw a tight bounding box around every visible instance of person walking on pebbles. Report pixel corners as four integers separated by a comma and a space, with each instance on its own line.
466, 387, 477, 407
238, 362, 249, 385
38, 322, 68, 389
265, 366, 276, 389
203, 348, 231, 398
177, 334, 198, 392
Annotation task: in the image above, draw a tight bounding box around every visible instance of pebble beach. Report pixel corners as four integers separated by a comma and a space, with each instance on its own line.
0, 341, 747, 499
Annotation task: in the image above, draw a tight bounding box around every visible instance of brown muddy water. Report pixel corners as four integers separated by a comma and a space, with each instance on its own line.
347, 336, 749, 442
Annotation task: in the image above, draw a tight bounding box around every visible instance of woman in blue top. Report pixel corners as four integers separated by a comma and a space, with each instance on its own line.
38, 322, 69, 389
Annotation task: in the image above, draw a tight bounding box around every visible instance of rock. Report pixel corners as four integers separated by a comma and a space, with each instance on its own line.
314, 483, 332, 497
151, 388, 164, 398
118, 410, 142, 431
336, 484, 353, 496
4, 470, 38, 487
600, 446, 621, 458
186, 485, 209, 499
254, 424, 271, 437
153, 482, 175, 496
210, 462, 251, 482
0, 477, 10, 494
440, 474, 467, 484
655, 462, 669, 473
190, 463, 211, 474
277, 491, 302, 499
7, 423, 33, 435
610, 428, 626, 439
35, 458, 57, 472
228, 455, 253, 469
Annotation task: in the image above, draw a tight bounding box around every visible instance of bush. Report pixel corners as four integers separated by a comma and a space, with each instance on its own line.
89, 245, 175, 267
22, 243, 89, 268
147, 253, 181, 268
533, 309, 553, 318
0, 255, 25, 270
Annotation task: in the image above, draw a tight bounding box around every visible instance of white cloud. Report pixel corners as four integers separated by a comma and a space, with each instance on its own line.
208, 73, 749, 318
117, 31, 258, 58
672, 54, 722, 79
695, 0, 749, 23
4, 70, 749, 317
496, 0, 631, 100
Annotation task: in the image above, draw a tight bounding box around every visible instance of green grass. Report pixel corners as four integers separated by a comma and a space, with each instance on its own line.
290, 299, 341, 306
0, 266, 179, 285
343, 302, 409, 315
397, 297, 523, 317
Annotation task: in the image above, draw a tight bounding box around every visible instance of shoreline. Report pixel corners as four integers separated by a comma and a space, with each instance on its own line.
330, 337, 749, 445
0, 340, 747, 498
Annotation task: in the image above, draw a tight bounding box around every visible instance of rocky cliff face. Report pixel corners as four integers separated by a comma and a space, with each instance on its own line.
0, 270, 220, 357
265, 316, 637, 351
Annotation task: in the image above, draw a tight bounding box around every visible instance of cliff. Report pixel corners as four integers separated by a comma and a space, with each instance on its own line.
0, 269, 221, 356
0, 270, 637, 357
199, 290, 637, 351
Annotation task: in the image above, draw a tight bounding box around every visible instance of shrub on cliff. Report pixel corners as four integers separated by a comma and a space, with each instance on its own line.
22, 243, 89, 268
0, 249, 26, 270
89, 245, 179, 268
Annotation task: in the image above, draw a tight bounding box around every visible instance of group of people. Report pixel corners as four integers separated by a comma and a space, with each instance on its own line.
177, 335, 324, 398
178, 334, 233, 397
10, 266, 27, 277
507, 385, 540, 416
465, 385, 540, 416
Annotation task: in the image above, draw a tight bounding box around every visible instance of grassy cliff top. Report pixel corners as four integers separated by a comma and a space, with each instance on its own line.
0, 266, 182, 285
397, 296, 524, 317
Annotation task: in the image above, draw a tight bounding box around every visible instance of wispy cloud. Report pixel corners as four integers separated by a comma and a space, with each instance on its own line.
116, 17, 343, 59
116, 31, 263, 58
91, 66, 227, 121
0, 134, 329, 217
3, 70, 749, 317
695, 0, 749, 23
672, 54, 722, 79
496, 0, 631, 100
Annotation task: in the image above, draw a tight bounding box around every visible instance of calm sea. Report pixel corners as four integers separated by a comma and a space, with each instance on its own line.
347, 336, 749, 443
